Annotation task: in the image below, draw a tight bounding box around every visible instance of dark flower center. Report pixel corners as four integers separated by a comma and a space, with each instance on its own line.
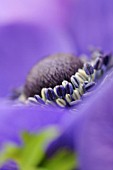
19, 51, 112, 107
23, 53, 83, 99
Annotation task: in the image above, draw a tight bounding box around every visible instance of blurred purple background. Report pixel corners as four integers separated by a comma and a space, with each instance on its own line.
0, 0, 113, 97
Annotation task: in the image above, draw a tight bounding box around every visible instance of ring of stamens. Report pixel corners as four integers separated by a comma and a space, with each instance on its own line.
28, 54, 112, 107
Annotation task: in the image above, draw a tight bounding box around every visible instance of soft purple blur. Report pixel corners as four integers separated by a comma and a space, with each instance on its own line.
1, 0, 113, 97
0, 161, 18, 170
70, 0, 113, 52
0, 0, 75, 97
0, 102, 69, 148
0, 1, 113, 170
76, 68, 113, 170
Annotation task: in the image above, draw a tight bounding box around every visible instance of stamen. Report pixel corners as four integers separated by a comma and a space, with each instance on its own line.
34, 95, 45, 104
45, 88, 56, 101
83, 82, 95, 93
41, 88, 47, 101
93, 57, 103, 70
78, 69, 89, 80
56, 98, 67, 107
54, 85, 66, 98
28, 97, 38, 104
103, 54, 110, 66
71, 75, 80, 88
65, 94, 72, 103
72, 89, 81, 100
75, 72, 84, 83
84, 63, 94, 75
62, 81, 73, 95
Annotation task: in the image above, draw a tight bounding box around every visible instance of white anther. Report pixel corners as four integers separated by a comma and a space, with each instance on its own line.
72, 89, 81, 100
41, 88, 47, 101
65, 94, 72, 103
56, 98, 66, 107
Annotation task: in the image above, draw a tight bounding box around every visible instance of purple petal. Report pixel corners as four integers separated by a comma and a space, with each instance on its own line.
0, 0, 75, 97
0, 160, 18, 170
69, 0, 113, 53
0, 23, 75, 97
0, 101, 69, 148
0, 0, 73, 28
75, 68, 113, 170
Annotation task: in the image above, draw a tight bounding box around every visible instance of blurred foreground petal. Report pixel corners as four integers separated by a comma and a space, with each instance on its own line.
0, 102, 69, 148
76, 68, 113, 170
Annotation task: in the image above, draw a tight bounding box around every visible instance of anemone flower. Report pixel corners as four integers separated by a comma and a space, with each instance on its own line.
0, 0, 113, 170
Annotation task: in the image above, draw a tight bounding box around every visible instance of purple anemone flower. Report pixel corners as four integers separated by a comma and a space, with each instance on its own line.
0, 0, 113, 170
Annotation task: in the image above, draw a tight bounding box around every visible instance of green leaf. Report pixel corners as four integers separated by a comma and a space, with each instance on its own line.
0, 127, 59, 169
0, 127, 77, 170
21, 128, 59, 168
43, 148, 77, 170
20, 167, 47, 170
